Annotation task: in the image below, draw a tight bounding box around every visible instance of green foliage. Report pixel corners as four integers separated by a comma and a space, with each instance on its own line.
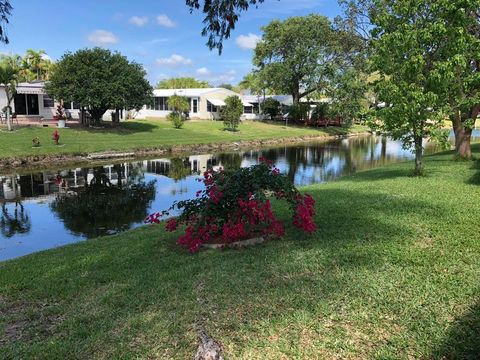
167, 112, 185, 129
262, 98, 281, 119
369, 0, 448, 174
288, 103, 310, 122
0, 55, 17, 131
46, 48, 153, 125
218, 83, 234, 90
328, 68, 370, 126
167, 95, 189, 129
221, 95, 243, 130
167, 95, 189, 113
254, 15, 362, 104
186, 0, 265, 53
311, 103, 329, 120
156, 77, 210, 89
238, 72, 269, 95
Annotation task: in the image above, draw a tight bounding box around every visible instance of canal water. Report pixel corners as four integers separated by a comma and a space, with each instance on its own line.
1, 132, 478, 261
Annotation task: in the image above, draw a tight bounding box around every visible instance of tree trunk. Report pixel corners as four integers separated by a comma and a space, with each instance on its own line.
452, 106, 478, 159
454, 125, 473, 159
89, 108, 107, 125
6, 106, 11, 131
414, 135, 423, 176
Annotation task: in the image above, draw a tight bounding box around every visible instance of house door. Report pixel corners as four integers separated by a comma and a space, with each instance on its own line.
14, 94, 39, 115
14, 93, 27, 114
192, 98, 198, 113
27, 94, 39, 115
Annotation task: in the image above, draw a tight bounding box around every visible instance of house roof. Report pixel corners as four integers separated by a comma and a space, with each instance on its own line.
152, 88, 236, 97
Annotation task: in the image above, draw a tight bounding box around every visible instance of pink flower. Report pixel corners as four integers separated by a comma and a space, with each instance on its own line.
165, 218, 178, 232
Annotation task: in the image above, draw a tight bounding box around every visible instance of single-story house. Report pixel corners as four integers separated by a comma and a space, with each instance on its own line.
136, 87, 256, 120
0, 81, 88, 121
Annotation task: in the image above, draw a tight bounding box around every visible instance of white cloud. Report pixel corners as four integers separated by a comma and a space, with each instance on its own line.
235, 33, 261, 50
88, 30, 119, 46
157, 14, 176, 28
196, 67, 210, 75
156, 54, 193, 67
195, 69, 237, 85
129, 16, 149, 27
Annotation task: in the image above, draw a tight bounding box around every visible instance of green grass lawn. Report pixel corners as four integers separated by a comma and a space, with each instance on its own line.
1, 146, 479, 359
0, 120, 367, 159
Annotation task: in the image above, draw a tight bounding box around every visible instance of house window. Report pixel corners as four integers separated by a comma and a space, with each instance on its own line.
43, 95, 55, 108
192, 98, 198, 113
149, 97, 169, 111
207, 101, 218, 113
244, 106, 253, 114
63, 102, 72, 110
72, 102, 81, 110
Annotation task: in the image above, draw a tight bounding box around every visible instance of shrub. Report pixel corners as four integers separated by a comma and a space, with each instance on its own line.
145, 159, 317, 253
168, 112, 185, 129
262, 98, 281, 119
311, 103, 329, 120
289, 103, 310, 122
167, 95, 189, 113
221, 95, 243, 131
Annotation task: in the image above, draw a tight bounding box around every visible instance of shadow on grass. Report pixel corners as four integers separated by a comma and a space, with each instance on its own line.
70, 121, 159, 135
432, 300, 480, 359
467, 159, 480, 185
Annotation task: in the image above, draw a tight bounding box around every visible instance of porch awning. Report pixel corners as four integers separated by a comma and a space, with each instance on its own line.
207, 98, 226, 106
242, 100, 253, 107
16, 85, 45, 95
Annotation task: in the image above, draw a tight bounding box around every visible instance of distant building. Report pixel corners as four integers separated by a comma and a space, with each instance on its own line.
137, 87, 256, 120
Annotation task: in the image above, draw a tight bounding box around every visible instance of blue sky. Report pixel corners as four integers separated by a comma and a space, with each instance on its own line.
2, 0, 342, 85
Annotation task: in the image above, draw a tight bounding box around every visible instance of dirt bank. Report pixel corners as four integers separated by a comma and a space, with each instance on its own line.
0, 132, 370, 173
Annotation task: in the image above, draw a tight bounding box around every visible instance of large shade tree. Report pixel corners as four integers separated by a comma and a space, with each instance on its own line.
253, 15, 358, 105
435, 0, 480, 158
46, 48, 153, 125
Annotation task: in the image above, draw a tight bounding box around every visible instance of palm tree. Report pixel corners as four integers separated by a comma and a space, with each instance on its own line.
0, 55, 18, 131
23, 49, 47, 81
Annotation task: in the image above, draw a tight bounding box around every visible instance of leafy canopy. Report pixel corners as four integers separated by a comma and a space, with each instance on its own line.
156, 77, 210, 89
254, 14, 359, 103
46, 48, 153, 124
369, 0, 448, 174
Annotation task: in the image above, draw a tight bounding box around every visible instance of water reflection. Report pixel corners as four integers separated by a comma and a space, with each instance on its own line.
50, 165, 156, 238
1, 202, 31, 238
0, 132, 478, 261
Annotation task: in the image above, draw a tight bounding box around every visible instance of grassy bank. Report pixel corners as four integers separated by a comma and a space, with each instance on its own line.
1, 146, 479, 359
0, 120, 367, 160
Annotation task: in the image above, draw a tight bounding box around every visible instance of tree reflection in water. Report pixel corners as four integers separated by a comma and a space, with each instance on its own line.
50, 166, 156, 238
0, 202, 31, 238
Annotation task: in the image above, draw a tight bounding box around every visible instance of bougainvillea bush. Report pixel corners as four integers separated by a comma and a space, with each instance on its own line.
145, 158, 316, 252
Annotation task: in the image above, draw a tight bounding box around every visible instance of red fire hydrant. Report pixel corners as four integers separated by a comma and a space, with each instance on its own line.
52, 130, 60, 145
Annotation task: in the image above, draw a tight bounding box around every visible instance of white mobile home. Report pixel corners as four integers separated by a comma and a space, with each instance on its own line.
137, 88, 255, 120
0, 81, 84, 121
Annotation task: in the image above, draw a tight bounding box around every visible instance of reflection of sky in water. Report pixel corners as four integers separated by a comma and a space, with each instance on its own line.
1, 132, 478, 261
